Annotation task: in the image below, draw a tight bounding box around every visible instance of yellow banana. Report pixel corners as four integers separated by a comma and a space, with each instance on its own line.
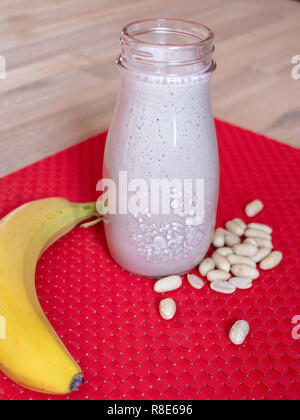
0, 198, 98, 394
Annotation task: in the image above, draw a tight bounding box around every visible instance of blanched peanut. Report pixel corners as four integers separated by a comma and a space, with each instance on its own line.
245, 228, 271, 240
244, 238, 257, 246
232, 218, 246, 229
231, 264, 259, 279
229, 320, 250, 345
212, 228, 226, 247
210, 280, 236, 294
225, 220, 244, 237
247, 222, 272, 234
232, 243, 257, 257
252, 247, 271, 263
225, 232, 240, 247
245, 199, 264, 217
207, 269, 231, 282
227, 254, 256, 267
259, 251, 283, 270
252, 237, 273, 249
198, 257, 215, 276
212, 251, 230, 272
159, 298, 176, 320
216, 247, 233, 257
187, 274, 204, 290
229, 277, 252, 290
154, 275, 182, 293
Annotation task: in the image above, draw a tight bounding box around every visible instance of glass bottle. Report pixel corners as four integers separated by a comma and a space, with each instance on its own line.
103, 19, 219, 278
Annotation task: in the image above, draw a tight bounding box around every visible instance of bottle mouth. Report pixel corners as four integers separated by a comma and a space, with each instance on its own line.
119, 18, 215, 77
123, 18, 214, 47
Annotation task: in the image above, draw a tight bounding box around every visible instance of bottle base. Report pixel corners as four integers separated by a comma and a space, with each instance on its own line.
128, 269, 190, 280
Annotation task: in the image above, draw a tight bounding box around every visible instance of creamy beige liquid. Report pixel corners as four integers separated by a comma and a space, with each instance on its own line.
103, 72, 219, 277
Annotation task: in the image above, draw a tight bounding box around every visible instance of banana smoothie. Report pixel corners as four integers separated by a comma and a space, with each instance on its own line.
103, 19, 219, 277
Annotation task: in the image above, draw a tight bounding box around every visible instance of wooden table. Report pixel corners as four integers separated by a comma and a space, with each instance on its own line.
0, 0, 299, 177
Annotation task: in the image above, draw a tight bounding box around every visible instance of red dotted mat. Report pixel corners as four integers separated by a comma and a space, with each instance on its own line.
0, 120, 299, 400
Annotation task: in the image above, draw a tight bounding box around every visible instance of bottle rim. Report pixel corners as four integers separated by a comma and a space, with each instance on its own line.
122, 18, 215, 49
119, 18, 215, 77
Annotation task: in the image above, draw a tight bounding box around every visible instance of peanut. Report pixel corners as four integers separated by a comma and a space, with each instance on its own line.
154, 275, 182, 293
252, 247, 271, 263
232, 218, 246, 229
225, 232, 240, 247
159, 298, 176, 320
244, 238, 257, 246
229, 320, 250, 345
198, 257, 215, 277
251, 237, 273, 249
231, 264, 259, 279
232, 243, 257, 257
245, 199, 264, 217
212, 228, 226, 248
207, 269, 231, 282
212, 250, 231, 272
210, 280, 236, 294
245, 228, 271, 240
187, 274, 204, 290
229, 277, 253, 290
247, 222, 272, 234
225, 220, 245, 237
259, 251, 283, 270
227, 254, 256, 267
216, 247, 233, 257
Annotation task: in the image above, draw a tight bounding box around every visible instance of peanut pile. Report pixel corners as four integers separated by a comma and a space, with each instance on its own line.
153, 199, 283, 345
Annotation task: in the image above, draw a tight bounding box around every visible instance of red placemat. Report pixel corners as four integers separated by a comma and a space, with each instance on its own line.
0, 120, 299, 400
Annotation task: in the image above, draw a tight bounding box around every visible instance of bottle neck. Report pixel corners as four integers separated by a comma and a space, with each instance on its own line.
118, 19, 216, 81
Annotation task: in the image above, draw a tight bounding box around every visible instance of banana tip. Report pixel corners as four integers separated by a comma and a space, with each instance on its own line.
70, 373, 84, 392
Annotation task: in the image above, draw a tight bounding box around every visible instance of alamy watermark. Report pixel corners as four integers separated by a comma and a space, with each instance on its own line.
291, 55, 300, 80
0, 315, 6, 340
291, 315, 300, 340
0, 55, 6, 80
96, 171, 205, 225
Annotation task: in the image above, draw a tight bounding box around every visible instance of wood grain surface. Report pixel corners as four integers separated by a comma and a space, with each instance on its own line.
0, 0, 299, 177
